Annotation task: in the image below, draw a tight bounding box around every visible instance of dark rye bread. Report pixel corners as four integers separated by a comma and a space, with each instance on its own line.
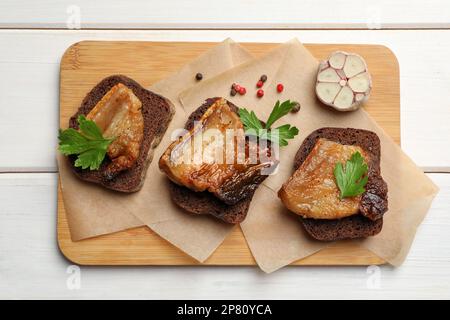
68, 75, 174, 192
168, 97, 261, 224
169, 182, 252, 224
293, 127, 388, 241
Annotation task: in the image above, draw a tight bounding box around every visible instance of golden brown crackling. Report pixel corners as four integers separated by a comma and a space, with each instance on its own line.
86, 83, 144, 178
279, 127, 388, 241
164, 98, 271, 223
159, 97, 276, 205
279, 139, 368, 220
68, 75, 174, 192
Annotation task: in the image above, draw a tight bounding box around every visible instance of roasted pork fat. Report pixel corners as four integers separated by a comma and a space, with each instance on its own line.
278, 138, 369, 219
86, 83, 144, 179
159, 98, 276, 205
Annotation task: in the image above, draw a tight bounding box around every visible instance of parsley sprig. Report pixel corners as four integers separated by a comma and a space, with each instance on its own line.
58, 115, 114, 170
333, 151, 368, 200
238, 100, 299, 147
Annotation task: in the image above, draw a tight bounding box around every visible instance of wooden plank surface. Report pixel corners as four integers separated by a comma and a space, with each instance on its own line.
0, 7, 449, 298
58, 41, 398, 265
1, 0, 450, 29
2, 172, 449, 299
2, 29, 449, 172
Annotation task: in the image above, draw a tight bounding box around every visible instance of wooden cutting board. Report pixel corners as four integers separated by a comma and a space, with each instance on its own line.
58, 41, 399, 265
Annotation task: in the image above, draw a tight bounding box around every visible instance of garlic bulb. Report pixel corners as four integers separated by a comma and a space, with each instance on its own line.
315, 51, 372, 112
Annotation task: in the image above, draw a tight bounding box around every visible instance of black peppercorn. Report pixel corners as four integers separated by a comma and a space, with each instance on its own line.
290, 101, 301, 113
195, 73, 203, 81
230, 88, 237, 96
260, 74, 267, 82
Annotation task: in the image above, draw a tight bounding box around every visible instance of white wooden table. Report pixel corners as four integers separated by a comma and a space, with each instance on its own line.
1, 1, 450, 299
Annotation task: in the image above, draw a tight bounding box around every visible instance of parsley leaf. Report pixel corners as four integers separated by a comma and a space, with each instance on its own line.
265, 100, 297, 129
333, 151, 368, 200
78, 115, 104, 140
238, 108, 263, 130
238, 100, 299, 147
268, 124, 300, 147
58, 115, 114, 170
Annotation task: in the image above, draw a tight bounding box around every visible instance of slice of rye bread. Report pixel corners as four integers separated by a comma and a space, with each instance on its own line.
293, 127, 388, 241
168, 97, 268, 224
68, 75, 174, 192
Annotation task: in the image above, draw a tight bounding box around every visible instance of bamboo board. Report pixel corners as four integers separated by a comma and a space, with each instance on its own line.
58, 41, 399, 265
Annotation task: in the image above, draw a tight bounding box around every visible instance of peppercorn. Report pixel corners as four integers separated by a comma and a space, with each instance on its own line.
260, 74, 267, 82
277, 83, 284, 93
256, 80, 263, 88
195, 73, 203, 81
290, 101, 301, 113
239, 87, 246, 95
230, 88, 237, 96
234, 84, 242, 92
256, 89, 264, 98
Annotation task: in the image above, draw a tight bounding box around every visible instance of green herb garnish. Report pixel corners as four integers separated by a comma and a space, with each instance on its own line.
58, 115, 114, 170
238, 100, 299, 146
333, 151, 368, 200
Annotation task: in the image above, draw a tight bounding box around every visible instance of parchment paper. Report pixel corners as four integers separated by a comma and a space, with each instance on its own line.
58, 38, 253, 259
179, 39, 439, 272
129, 39, 253, 261
58, 153, 143, 240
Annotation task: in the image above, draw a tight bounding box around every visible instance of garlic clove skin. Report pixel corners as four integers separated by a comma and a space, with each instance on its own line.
315, 51, 372, 112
